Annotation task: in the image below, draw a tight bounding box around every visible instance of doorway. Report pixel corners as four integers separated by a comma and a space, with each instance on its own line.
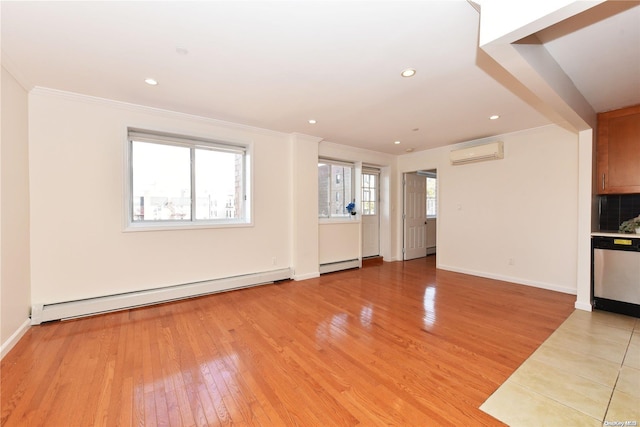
403, 170, 437, 260
362, 168, 380, 258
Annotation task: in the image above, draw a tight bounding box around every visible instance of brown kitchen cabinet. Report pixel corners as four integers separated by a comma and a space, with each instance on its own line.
596, 104, 640, 194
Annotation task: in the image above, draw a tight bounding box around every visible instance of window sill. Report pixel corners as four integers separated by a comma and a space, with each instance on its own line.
123, 220, 253, 232
319, 217, 360, 225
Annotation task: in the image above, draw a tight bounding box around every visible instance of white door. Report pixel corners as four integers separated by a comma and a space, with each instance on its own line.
362, 170, 380, 258
403, 173, 427, 260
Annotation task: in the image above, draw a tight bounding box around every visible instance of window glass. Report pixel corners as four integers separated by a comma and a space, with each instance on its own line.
318, 163, 331, 217
195, 148, 243, 220
128, 130, 249, 228
426, 176, 437, 217
132, 142, 191, 221
318, 161, 353, 218
331, 165, 352, 216
362, 172, 377, 215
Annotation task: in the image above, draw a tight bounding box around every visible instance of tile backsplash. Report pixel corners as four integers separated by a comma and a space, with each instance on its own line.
599, 194, 640, 231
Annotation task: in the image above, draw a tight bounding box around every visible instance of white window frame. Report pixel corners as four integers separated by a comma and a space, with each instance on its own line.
318, 158, 355, 221
124, 128, 252, 231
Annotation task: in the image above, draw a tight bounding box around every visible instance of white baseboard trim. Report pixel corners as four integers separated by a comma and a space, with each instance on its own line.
319, 259, 360, 274
437, 264, 577, 295
31, 268, 292, 325
1, 319, 30, 360
574, 301, 593, 311
293, 272, 320, 281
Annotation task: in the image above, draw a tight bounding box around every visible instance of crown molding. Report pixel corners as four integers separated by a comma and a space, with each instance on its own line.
1, 51, 33, 92
289, 132, 324, 145
29, 86, 293, 139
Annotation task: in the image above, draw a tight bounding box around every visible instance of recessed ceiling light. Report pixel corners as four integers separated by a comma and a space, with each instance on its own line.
406, 148, 414, 153
176, 47, 189, 55
401, 68, 416, 78
308, 119, 317, 124
489, 115, 500, 120
394, 141, 401, 145
144, 78, 158, 86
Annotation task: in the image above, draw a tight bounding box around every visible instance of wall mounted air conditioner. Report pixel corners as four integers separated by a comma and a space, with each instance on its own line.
450, 141, 504, 165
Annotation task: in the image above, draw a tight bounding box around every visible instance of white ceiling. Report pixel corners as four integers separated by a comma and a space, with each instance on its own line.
2, 1, 639, 154
537, 1, 640, 114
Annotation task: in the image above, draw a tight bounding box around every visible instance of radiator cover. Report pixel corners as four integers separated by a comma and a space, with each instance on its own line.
31, 268, 292, 324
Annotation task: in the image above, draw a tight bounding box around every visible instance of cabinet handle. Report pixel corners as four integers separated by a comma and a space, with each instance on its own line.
602, 173, 605, 190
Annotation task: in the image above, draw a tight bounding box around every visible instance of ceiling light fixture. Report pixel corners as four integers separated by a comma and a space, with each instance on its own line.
308, 119, 317, 124
144, 78, 158, 86
394, 141, 401, 145
401, 68, 416, 78
176, 47, 189, 55
489, 115, 500, 120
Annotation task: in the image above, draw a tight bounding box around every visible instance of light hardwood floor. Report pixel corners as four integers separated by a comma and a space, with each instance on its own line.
1, 257, 576, 426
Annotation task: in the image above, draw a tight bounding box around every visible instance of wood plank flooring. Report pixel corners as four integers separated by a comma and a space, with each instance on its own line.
1, 257, 576, 426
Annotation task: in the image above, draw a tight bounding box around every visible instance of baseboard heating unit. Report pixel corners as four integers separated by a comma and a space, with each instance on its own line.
31, 268, 292, 325
319, 259, 360, 274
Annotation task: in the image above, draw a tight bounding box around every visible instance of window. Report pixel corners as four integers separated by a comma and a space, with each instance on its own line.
426, 176, 437, 217
318, 160, 353, 218
361, 171, 378, 215
127, 129, 250, 229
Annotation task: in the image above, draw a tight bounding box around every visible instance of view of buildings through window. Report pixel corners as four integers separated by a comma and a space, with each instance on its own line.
318, 161, 353, 217
131, 137, 245, 223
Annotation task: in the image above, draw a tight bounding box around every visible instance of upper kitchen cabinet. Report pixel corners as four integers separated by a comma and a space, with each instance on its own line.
596, 104, 640, 195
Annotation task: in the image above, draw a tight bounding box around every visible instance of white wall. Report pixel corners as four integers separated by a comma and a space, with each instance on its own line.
576, 128, 594, 310
399, 124, 579, 294
28, 89, 294, 305
291, 133, 321, 280
1, 66, 31, 355
319, 222, 360, 264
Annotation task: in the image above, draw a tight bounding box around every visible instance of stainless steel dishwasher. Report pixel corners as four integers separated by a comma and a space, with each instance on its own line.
592, 236, 640, 318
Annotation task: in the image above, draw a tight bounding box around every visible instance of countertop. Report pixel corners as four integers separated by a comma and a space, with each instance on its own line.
592, 231, 640, 238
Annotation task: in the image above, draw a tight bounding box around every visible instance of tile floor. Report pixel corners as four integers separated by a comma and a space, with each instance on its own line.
481, 309, 640, 427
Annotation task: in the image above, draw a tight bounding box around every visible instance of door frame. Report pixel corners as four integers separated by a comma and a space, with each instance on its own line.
362, 167, 381, 258
402, 172, 428, 260
402, 169, 437, 260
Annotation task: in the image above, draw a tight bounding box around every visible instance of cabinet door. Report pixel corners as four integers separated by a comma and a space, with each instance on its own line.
597, 105, 640, 194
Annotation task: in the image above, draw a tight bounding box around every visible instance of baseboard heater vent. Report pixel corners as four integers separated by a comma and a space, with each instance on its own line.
31, 268, 292, 325
319, 259, 360, 274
